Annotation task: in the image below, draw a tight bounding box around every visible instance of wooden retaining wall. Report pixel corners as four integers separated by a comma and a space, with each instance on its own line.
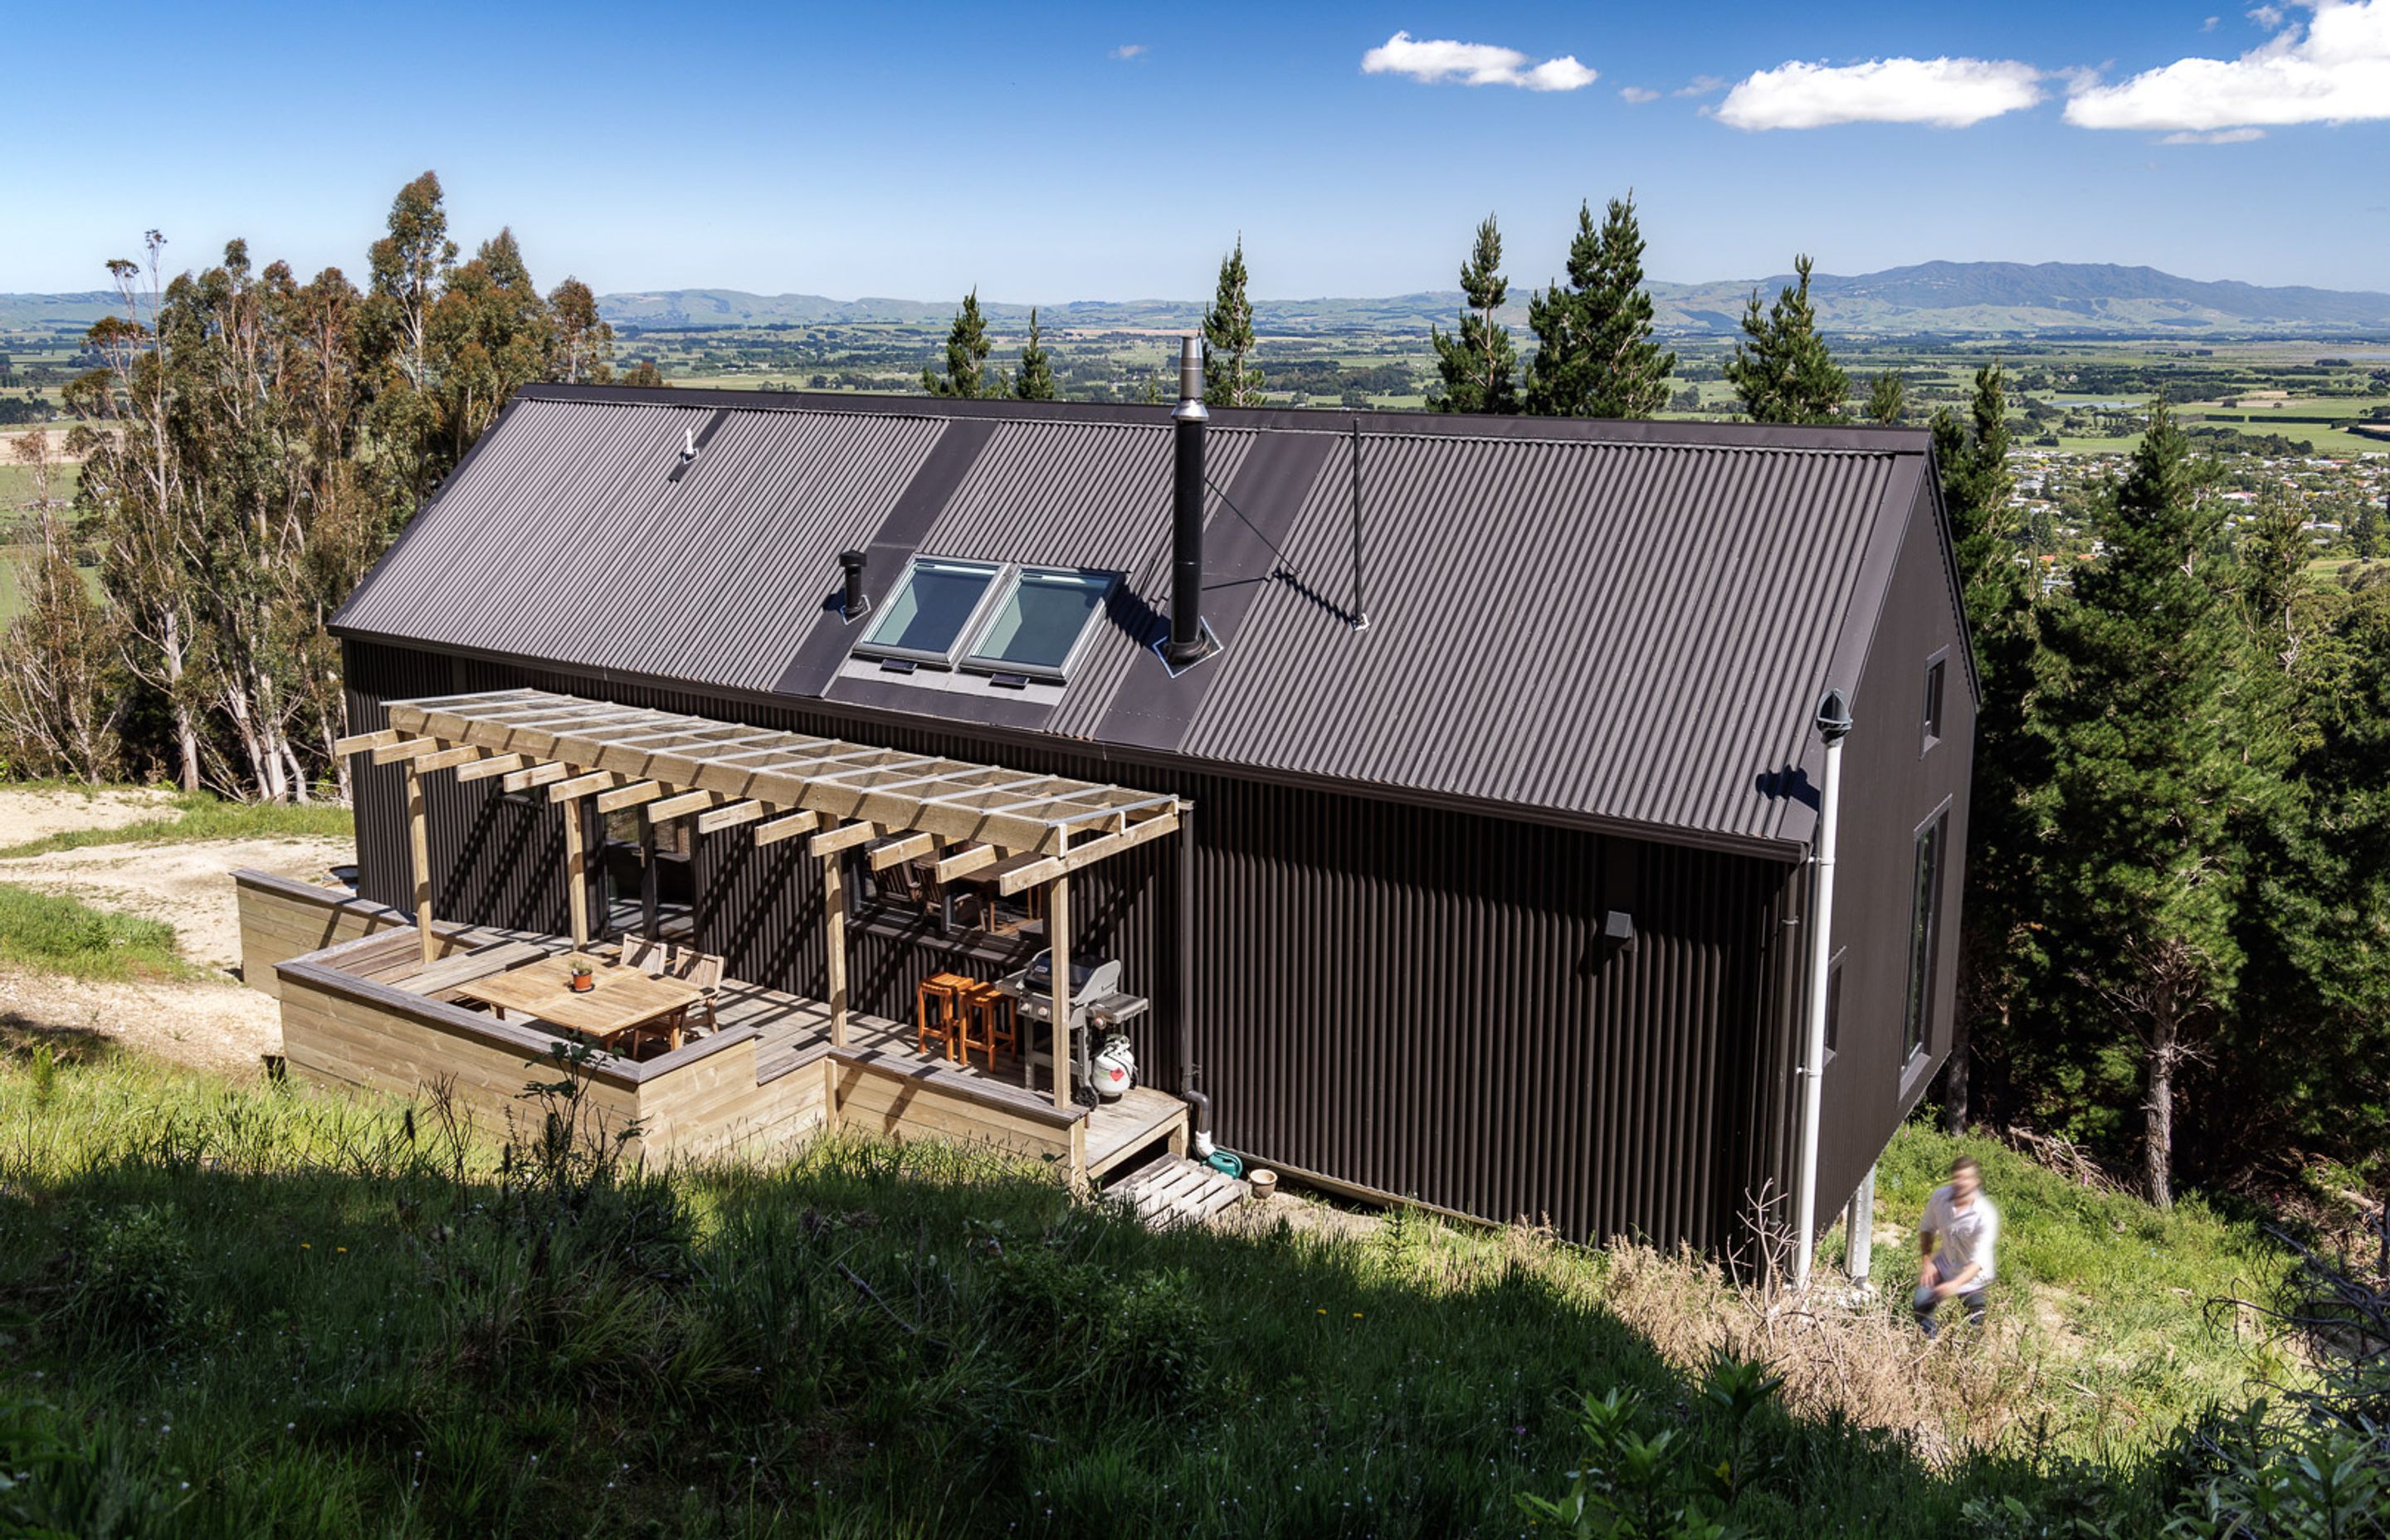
235, 870, 410, 999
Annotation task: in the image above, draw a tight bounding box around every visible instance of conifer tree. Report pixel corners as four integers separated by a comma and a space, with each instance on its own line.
1524, 194, 1675, 419
2036, 399, 2254, 1206
923, 289, 991, 398
1202, 236, 1263, 407
1429, 215, 1516, 413
1014, 307, 1056, 401
1724, 256, 1847, 424
1933, 363, 2042, 1135
1866, 370, 1906, 424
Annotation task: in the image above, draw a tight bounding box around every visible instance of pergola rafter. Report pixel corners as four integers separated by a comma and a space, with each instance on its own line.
339, 688, 1188, 1108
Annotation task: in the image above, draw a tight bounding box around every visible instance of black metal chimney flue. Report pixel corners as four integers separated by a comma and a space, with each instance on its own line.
838, 548, 869, 620
1167, 334, 1210, 667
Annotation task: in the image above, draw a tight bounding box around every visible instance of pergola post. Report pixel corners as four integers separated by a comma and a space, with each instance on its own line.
563, 795, 590, 950
1048, 873, 1071, 1111
406, 762, 436, 969
639, 812, 660, 939
823, 849, 848, 1046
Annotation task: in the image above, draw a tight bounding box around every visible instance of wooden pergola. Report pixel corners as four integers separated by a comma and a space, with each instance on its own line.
336, 688, 1188, 1109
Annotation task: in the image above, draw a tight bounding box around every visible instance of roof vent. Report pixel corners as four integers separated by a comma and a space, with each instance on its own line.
838, 548, 871, 621
680, 426, 697, 463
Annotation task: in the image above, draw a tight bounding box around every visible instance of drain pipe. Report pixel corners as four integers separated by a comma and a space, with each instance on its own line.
1793, 687, 1854, 1293
1175, 811, 1215, 1157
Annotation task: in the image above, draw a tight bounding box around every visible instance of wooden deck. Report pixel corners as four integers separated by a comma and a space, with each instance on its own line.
238, 871, 1188, 1184
722, 977, 1188, 1180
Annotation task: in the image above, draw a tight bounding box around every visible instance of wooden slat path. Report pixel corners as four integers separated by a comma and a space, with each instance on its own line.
1112, 1154, 1248, 1230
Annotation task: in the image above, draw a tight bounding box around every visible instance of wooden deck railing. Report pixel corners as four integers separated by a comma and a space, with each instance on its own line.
238, 871, 1176, 1177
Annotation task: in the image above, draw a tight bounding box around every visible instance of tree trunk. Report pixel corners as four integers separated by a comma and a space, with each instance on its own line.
1940, 1013, 1973, 1135
2144, 987, 2178, 1210
159, 609, 202, 793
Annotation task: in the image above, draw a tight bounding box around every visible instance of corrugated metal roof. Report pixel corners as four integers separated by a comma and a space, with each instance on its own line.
334, 398, 946, 693
1180, 432, 1898, 845
335, 385, 1945, 855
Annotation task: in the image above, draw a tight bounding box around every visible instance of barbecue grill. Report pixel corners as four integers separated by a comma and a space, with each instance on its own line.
995, 951, 1149, 1103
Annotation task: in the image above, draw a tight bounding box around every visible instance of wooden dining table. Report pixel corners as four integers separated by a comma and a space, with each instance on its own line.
943, 851, 1049, 933
454, 954, 704, 1050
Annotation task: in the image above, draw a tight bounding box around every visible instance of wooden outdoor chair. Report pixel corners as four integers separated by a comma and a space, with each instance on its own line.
622, 943, 726, 1060
618, 934, 671, 977
671, 947, 725, 1033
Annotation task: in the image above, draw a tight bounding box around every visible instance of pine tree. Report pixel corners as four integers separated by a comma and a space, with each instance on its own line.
1866, 371, 1906, 425
1202, 236, 1263, 407
1014, 307, 1056, 401
924, 289, 992, 398
1524, 195, 1675, 419
1429, 216, 1516, 413
1724, 256, 1847, 424
2036, 399, 2253, 1206
1932, 363, 2043, 1136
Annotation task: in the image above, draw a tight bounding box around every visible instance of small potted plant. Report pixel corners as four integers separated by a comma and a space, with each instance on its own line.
567, 954, 597, 993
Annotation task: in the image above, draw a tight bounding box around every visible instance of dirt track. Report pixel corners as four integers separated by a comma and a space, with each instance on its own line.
0, 788, 354, 1078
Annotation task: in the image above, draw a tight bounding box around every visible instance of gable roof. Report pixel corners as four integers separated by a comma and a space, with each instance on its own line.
334, 383, 1948, 859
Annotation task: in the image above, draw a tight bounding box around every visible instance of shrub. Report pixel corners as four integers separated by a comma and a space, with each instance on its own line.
54, 1201, 197, 1348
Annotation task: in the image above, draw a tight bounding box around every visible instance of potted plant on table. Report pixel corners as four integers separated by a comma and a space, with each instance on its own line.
566, 954, 598, 993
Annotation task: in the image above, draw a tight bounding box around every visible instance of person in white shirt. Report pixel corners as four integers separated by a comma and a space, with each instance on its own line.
1914, 1154, 1997, 1338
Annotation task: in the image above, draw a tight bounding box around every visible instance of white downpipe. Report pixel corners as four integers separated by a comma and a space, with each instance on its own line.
1793, 690, 1851, 1292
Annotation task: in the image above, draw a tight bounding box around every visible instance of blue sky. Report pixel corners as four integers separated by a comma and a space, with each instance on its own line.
6, 1, 2384, 299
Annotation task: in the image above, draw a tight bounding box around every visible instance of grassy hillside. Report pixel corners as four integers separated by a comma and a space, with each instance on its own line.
0, 1032, 2305, 1538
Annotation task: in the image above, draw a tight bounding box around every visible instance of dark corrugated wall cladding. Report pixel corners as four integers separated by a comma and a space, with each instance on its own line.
353, 637, 1789, 1250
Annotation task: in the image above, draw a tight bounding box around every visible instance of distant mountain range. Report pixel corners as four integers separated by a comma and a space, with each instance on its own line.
8, 261, 2388, 338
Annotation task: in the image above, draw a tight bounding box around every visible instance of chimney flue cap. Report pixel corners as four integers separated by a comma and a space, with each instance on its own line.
1172, 334, 1207, 423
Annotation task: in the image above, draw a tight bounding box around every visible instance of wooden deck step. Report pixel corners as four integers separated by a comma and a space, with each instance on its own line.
1110, 1154, 1248, 1230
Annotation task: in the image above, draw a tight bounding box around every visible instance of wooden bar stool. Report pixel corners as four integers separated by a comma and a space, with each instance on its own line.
958, 982, 1017, 1071
915, 972, 974, 1060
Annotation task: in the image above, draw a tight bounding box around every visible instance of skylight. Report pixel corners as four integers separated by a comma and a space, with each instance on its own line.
852, 558, 1117, 681
856, 558, 1002, 663
964, 568, 1116, 678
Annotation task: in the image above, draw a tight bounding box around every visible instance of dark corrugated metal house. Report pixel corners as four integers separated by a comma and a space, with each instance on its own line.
325, 374, 1975, 1255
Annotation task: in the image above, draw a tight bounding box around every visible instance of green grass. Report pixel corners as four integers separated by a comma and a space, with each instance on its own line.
0, 1041, 2300, 1538
0, 883, 196, 981
1848, 1127, 2293, 1431
0, 789, 354, 859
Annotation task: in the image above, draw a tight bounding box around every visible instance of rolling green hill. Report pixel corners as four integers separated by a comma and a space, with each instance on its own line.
593, 261, 2390, 337
12, 261, 2388, 342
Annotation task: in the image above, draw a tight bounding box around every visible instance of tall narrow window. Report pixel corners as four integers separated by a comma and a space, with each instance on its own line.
1922, 655, 1946, 751
1824, 952, 1845, 1060
1902, 810, 1948, 1065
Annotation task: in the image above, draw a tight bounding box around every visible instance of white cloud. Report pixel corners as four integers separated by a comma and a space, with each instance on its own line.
2203, 15, 2222, 29
2162, 125, 2270, 140
1714, 56, 2043, 129
1676, 74, 1728, 96
1359, 31, 1597, 91
2248, 4, 2285, 25
2065, 0, 2390, 129
1619, 85, 1661, 103
1110, 43, 1145, 60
